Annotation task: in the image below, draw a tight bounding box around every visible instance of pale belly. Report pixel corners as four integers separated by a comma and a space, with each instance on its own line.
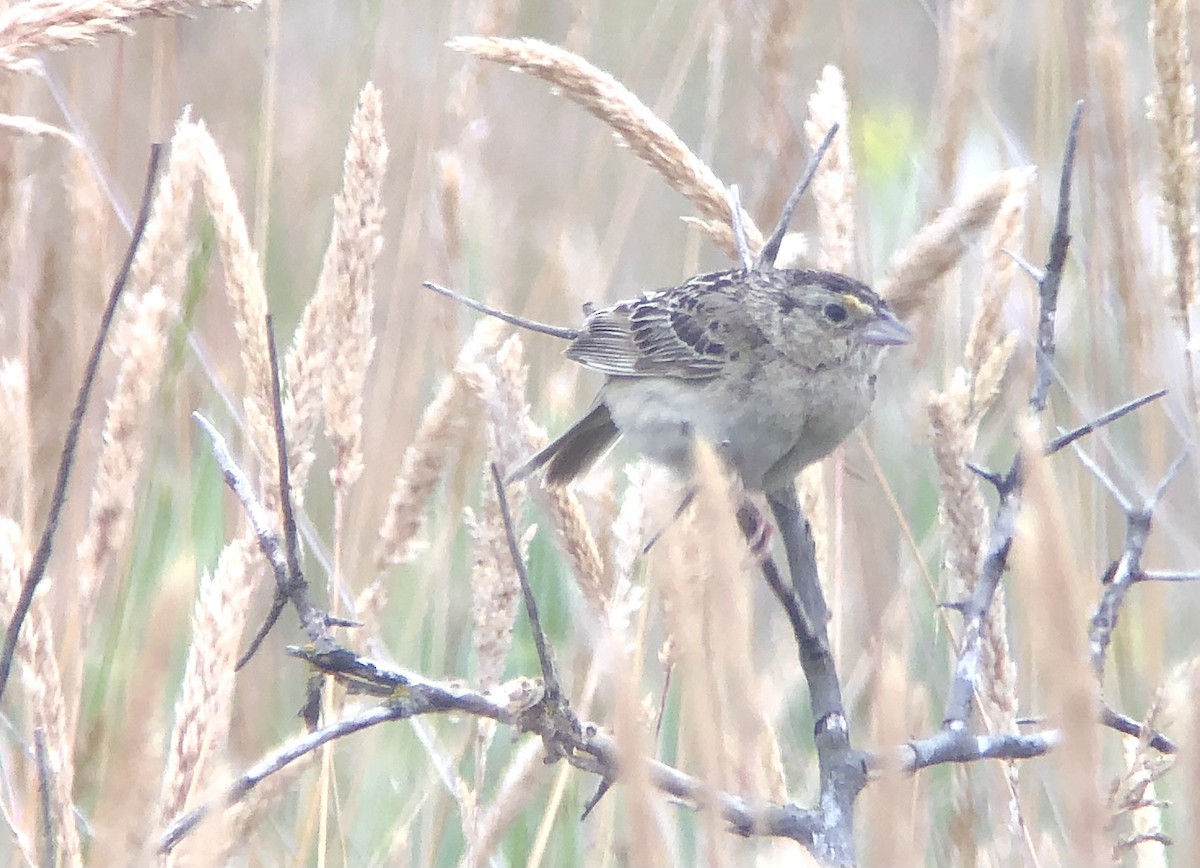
602, 366, 873, 491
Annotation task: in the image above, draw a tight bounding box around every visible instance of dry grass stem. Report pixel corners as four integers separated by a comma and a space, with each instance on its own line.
661, 442, 775, 820
0, 0, 260, 71
1148, 0, 1200, 323
449, 36, 762, 252
0, 112, 79, 145
0, 359, 29, 521
0, 518, 83, 868
880, 168, 1034, 319
605, 462, 652, 640
0, 74, 23, 297
445, 0, 520, 126
68, 146, 110, 310
863, 603, 922, 867
437, 150, 464, 269
751, 0, 803, 209
1014, 425, 1106, 864
1090, 0, 1148, 356
76, 287, 175, 632
931, 0, 1000, 201
374, 318, 504, 573
320, 82, 388, 494
805, 65, 855, 272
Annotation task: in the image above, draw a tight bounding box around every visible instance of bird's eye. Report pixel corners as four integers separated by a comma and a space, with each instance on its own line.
823, 303, 848, 324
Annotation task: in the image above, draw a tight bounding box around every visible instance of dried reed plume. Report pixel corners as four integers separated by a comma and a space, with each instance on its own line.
130, 115, 201, 294
375, 318, 504, 573
76, 287, 176, 632
0, 0, 260, 72
540, 481, 609, 617
463, 336, 537, 689
805, 65, 856, 273
449, 36, 762, 254
192, 122, 278, 505
0, 518, 83, 868
320, 82, 388, 494
157, 537, 257, 833
880, 168, 1034, 319
1148, 0, 1199, 326
71, 115, 201, 673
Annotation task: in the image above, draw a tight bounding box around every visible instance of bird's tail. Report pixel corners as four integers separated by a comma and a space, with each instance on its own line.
508, 401, 620, 486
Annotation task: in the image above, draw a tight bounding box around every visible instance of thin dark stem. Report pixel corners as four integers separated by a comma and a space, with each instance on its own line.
423, 281, 580, 341
0, 143, 163, 705
236, 314, 307, 671
192, 412, 328, 650
1031, 100, 1083, 413
268, 314, 304, 601
757, 123, 838, 269
490, 463, 562, 702
1045, 389, 1168, 456
1100, 705, 1177, 754
1136, 570, 1200, 583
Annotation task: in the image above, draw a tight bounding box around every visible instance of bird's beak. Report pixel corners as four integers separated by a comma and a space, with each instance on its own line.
860, 309, 913, 347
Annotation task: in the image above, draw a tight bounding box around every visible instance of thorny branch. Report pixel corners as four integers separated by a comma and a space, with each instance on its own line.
1077, 446, 1191, 681
943, 101, 1084, 731
940, 101, 1178, 763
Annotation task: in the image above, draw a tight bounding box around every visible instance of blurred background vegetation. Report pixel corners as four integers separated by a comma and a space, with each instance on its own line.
2, 0, 1198, 865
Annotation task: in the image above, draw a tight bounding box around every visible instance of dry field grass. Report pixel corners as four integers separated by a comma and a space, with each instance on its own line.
0, 0, 1198, 865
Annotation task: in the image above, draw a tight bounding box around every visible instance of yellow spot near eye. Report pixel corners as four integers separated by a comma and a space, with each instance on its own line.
840, 293, 871, 315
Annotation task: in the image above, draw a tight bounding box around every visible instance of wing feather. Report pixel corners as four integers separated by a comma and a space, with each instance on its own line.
565, 270, 755, 380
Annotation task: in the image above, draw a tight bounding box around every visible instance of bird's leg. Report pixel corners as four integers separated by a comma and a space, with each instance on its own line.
766, 483, 829, 626
735, 496, 775, 562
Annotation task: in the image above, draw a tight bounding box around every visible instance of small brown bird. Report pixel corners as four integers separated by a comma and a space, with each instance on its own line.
426, 140, 910, 494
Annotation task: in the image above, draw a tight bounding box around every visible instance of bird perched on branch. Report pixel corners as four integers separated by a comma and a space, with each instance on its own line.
425, 129, 910, 495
